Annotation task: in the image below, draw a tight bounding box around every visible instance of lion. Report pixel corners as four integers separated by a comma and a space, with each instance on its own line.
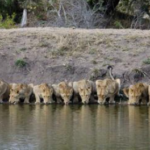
32, 83, 54, 104
123, 83, 148, 105
72, 79, 96, 104
148, 85, 150, 105
96, 78, 120, 104
9, 83, 33, 104
95, 66, 121, 104
0, 79, 10, 103
52, 81, 74, 104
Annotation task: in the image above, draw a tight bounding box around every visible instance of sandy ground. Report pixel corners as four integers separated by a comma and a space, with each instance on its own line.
0, 27, 150, 86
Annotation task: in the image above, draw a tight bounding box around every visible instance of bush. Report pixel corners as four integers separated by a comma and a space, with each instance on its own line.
114, 20, 124, 29
0, 13, 16, 29
0, 0, 22, 23
143, 58, 150, 64
15, 59, 27, 68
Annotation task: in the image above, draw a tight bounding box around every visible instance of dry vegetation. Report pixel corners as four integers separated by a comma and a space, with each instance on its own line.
0, 27, 150, 84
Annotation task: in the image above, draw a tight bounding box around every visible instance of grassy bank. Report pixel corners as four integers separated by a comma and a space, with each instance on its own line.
0, 27, 150, 85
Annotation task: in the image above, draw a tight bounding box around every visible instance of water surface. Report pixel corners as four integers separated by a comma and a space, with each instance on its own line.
0, 104, 150, 150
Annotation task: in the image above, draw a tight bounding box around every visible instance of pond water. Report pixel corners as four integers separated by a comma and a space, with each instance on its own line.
0, 104, 150, 150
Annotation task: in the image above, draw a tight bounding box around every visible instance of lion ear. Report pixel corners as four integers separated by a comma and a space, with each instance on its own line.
19, 84, 24, 88
138, 83, 144, 87
58, 83, 64, 89
9, 83, 16, 89
95, 80, 102, 85
68, 82, 73, 87
123, 88, 129, 98
115, 78, 121, 86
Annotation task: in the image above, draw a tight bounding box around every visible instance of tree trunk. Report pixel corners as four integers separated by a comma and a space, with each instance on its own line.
21, 9, 27, 27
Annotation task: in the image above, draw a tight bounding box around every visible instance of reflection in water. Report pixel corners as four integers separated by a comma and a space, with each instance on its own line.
0, 105, 149, 150
128, 106, 150, 149
95, 106, 130, 149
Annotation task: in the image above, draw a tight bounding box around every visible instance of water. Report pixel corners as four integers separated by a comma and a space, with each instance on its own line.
0, 104, 150, 150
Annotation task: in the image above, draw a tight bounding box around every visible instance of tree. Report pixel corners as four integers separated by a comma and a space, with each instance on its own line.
87, 0, 121, 15
0, 0, 22, 22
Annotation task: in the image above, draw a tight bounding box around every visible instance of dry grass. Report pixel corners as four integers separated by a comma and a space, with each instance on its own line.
0, 28, 150, 69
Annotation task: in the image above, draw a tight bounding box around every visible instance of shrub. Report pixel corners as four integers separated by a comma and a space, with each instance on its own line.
114, 20, 124, 29
143, 58, 150, 64
0, 13, 16, 29
15, 59, 27, 68
0, 0, 22, 23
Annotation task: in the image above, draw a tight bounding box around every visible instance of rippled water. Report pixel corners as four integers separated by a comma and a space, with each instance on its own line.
0, 104, 150, 150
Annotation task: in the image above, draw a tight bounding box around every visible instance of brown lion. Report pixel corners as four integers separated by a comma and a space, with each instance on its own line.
96, 78, 120, 104
52, 81, 74, 104
148, 85, 150, 105
72, 79, 96, 104
0, 79, 10, 103
32, 83, 54, 104
9, 83, 33, 104
123, 83, 148, 105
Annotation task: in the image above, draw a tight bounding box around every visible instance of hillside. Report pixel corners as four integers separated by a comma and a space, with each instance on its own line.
0, 27, 150, 87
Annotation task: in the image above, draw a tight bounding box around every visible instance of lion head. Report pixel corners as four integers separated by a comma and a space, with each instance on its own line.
9, 83, 32, 103
96, 80, 108, 104
0, 80, 9, 102
96, 79, 119, 104
77, 80, 92, 104
9, 84, 24, 103
58, 82, 73, 104
0, 80, 7, 96
123, 83, 148, 105
39, 83, 54, 104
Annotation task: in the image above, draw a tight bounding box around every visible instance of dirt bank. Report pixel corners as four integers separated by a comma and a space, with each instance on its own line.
0, 27, 150, 87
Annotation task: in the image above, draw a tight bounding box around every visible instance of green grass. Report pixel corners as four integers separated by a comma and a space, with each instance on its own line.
0, 14, 16, 29
143, 58, 150, 64
20, 48, 27, 51
114, 20, 124, 29
15, 59, 27, 68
